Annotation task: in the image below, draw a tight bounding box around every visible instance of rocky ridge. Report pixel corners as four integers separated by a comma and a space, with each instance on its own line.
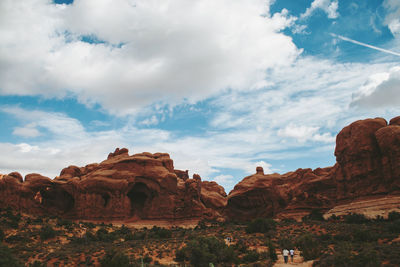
0, 116, 399, 222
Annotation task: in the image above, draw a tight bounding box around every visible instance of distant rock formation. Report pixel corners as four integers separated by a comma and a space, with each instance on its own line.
0, 149, 226, 221
227, 116, 400, 220
0, 116, 399, 222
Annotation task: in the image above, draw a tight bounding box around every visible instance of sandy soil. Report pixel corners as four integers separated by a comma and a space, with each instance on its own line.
274, 250, 313, 267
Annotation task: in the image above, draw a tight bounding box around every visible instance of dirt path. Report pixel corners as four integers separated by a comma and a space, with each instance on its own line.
273, 251, 314, 267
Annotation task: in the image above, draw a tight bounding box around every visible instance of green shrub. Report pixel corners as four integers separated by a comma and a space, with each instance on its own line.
388, 211, 400, 222
143, 254, 152, 263
149, 226, 172, 239
133, 231, 146, 240
246, 218, 276, 234
100, 249, 132, 267
353, 227, 378, 242
266, 240, 278, 262
0, 244, 22, 267
39, 224, 57, 240
56, 218, 73, 229
175, 236, 237, 267
0, 228, 4, 241
5, 233, 30, 243
29, 261, 46, 267
388, 221, 400, 234
242, 250, 260, 263
302, 209, 325, 221
96, 227, 116, 242
296, 233, 320, 261
343, 213, 369, 224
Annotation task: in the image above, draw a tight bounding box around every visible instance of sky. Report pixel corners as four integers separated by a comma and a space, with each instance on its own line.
0, 0, 399, 193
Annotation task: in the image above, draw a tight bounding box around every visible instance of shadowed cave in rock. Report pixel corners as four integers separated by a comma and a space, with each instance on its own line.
101, 194, 110, 208
127, 182, 151, 217
38, 187, 75, 214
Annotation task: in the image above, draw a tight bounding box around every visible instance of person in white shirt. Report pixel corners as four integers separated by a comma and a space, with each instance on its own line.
283, 248, 289, 263
290, 249, 294, 262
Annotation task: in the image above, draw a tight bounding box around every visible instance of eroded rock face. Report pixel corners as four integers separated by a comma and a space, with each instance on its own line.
1, 116, 399, 222
334, 118, 387, 198
226, 168, 336, 221
0, 148, 227, 221
227, 116, 400, 220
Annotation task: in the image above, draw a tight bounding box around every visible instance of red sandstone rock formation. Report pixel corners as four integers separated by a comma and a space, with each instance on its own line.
0, 148, 227, 221
1, 116, 399, 222
227, 116, 400, 220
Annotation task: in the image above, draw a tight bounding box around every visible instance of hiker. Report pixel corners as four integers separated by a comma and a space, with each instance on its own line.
283, 248, 289, 263
290, 248, 294, 262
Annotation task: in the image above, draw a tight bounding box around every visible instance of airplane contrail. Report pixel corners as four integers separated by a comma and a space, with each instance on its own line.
330, 33, 400, 57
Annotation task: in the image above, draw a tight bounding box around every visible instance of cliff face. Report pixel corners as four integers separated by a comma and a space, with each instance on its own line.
0, 149, 227, 221
0, 116, 399, 222
226, 116, 400, 220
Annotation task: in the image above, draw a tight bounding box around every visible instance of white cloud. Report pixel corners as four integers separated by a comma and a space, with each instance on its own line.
301, 0, 339, 19
351, 66, 400, 108
0, 0, 299, 116
140, 115, 159, 126
278, 124, 318, 142
212, 174, 234, 185
384, 0, 400, 37
1, 106, 86, 139
13, 124, 41, 138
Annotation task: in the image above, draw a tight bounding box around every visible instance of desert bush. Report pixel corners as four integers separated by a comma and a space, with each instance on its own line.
56, 218, 74, 229
242, 250, 260, 263
175, 236, 237, 267
28, 261, 46, 267
143, 254, 152, 263
96, 227, 116, 242
352, 227, 379, 242
266, 239, 278, 262
246, 218, 276, 234
234, 239, 248, 253
0, 228, 4, 241
296, 233, 321, 261
100, 249, 132, 267
302, 209, 325, 222
149, 226, 172, 239
0, 244, 22, 267
5, 233, 30, 243
133, 231, 146, 240
388, 211, 400, 222
343, 213, 369, 224
39, 224, 57, 240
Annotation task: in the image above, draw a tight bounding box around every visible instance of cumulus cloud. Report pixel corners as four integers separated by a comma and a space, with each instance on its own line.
301, 0, 339, 19
351, 67, 400, 108
277, 124, 334, 143
2, 106, 86, 139
0, 0, 299, 115
13, 124, 41, 138
384, 0, 400, 36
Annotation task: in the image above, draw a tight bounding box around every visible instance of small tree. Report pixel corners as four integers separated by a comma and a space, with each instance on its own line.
266, 239, 278, 262
296, 233, 321, 261
39, 224, 57, 240
100, 249, 131, 267
0, 244, 22, 267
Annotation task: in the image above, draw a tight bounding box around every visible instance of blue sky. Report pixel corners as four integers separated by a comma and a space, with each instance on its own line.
0, 0, 399, 192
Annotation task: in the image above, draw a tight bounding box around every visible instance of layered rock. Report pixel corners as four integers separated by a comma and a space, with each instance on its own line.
0, 148, 227, 221
1, 116, 399, 222
226, 167, 336, 220
227, 116, 400, 220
